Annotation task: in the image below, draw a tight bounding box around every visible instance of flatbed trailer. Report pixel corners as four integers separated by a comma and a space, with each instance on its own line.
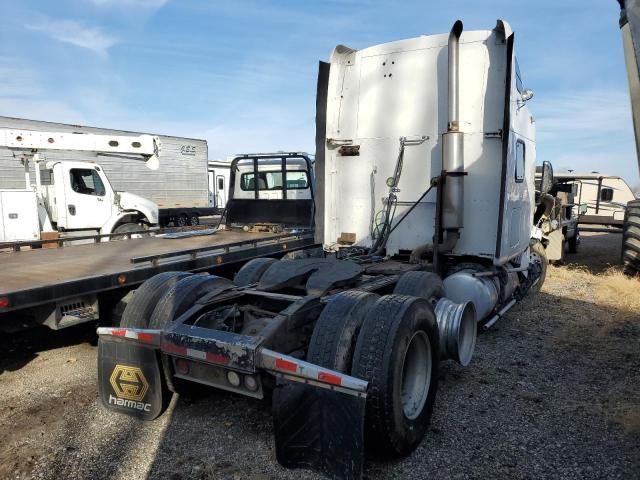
0, 222, 314, 332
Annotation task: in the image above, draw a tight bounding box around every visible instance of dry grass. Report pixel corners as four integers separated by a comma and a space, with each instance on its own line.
541, 235, 640, 434
545, 264, 640, 320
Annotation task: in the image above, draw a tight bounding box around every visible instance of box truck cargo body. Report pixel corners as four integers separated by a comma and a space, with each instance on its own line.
0, 117, 215, 226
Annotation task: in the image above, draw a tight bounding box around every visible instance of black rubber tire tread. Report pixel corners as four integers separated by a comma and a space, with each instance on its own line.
120, 272, 191, 328
625, 225, 640, 243
530, 240, 547, 293
623, 200, 640, 276
351, 294, 439, 458
625, 216, 640, 231
307, 290, 379, 373
150, 275, 228, 329
176, 215, 188, 227
567, 229, 578, 254
234, 257, 279, 286
113, 222, 140, 234
393, 271, 444, 304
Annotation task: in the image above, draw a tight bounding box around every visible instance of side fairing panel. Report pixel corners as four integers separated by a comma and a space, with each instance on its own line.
495, 46, 537, 264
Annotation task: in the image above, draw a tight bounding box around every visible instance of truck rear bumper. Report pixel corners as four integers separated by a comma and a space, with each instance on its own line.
97, 326, 368, 397
97, 325, 369, 478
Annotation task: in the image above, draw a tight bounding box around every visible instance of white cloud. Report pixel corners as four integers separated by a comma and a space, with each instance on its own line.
25, 18, 118, 52
534, 89, 639, 182
89, 0, 168, 8
535, 89, 632, 141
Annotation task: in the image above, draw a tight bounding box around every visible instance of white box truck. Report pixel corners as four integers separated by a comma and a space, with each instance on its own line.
0, 128, 160, 242
0, 117, 216, 227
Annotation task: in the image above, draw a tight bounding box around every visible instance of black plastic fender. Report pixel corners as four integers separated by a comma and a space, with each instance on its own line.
97, 337, 167, 421
273, 378, 366, 480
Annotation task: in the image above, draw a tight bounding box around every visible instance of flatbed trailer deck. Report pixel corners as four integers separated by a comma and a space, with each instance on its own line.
0, 228, 315, 329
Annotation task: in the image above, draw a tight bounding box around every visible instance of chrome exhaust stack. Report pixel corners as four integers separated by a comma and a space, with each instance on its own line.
434, 297, 477, 366
441, 20, 465, 244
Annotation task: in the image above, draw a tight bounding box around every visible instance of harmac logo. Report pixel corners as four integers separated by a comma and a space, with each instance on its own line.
108, 364, 152, 412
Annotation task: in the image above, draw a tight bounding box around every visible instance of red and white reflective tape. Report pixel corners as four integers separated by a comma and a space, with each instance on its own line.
97, 327, 162, 346
161, 341, 231, 366
258, 348, 368, 396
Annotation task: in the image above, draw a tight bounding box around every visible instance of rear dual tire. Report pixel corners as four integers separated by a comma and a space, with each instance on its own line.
352, 295, 439, 457
309, 293, 439, 458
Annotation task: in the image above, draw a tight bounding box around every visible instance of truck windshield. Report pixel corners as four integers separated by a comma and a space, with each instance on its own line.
70, 168, 106, 196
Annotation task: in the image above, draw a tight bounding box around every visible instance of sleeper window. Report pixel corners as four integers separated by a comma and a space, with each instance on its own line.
515, 141, 525, 183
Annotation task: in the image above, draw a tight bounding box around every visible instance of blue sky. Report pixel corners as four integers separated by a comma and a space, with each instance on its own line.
0, 0, 637, 185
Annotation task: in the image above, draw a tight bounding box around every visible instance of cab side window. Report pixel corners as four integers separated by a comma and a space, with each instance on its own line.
70, 169, 106, 196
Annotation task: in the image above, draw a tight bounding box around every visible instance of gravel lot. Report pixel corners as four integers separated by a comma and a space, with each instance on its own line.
1, 231, 638, 480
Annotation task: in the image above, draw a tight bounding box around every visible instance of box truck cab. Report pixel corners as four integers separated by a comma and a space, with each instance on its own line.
39, 160, 158, 235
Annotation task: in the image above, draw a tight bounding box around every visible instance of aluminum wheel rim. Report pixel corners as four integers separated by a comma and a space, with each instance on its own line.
456, 303, 477, 367
400, 330, 432, 420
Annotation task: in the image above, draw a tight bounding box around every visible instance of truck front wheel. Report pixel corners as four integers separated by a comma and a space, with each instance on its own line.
112, 222, 148, 240
351, 295, 439, 457
567, 229, 579, 254
529, 240, 547, 293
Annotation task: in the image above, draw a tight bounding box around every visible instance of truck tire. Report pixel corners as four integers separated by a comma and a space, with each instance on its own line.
351, 295, 439, 457
176, 214, 188, 227
307, 291, 379, 372
234, 257, 279, 286
189, 215, 200, 226
120, 272, 191, 328
150, 274, 232, 395
567, 229, 579, 254
393, 271, 444, 305
112, 222, 147, 240
529, 240, 547, 293
622, 200, 640, 276
150, 274, 231, 329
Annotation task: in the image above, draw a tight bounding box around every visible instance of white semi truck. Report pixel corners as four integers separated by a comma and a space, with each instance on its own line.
96, 20, 547, 479
0, 128, 160, 243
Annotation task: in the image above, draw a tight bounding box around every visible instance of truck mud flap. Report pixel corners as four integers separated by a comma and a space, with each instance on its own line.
272, 378, 366, 479
97, 337, 167, 420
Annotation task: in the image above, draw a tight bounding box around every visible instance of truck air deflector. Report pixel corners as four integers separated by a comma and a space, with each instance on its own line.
494, 19, 515, 260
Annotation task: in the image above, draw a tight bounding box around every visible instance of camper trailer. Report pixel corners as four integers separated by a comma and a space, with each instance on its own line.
554, 173, 636, 227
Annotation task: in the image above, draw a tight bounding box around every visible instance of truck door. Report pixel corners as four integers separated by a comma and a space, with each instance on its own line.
216, 175, 226, 208
63, 166, 113, 230
208, 170, 215, 207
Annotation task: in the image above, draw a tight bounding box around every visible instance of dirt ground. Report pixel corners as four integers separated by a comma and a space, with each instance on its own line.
0, 231, 638, 480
